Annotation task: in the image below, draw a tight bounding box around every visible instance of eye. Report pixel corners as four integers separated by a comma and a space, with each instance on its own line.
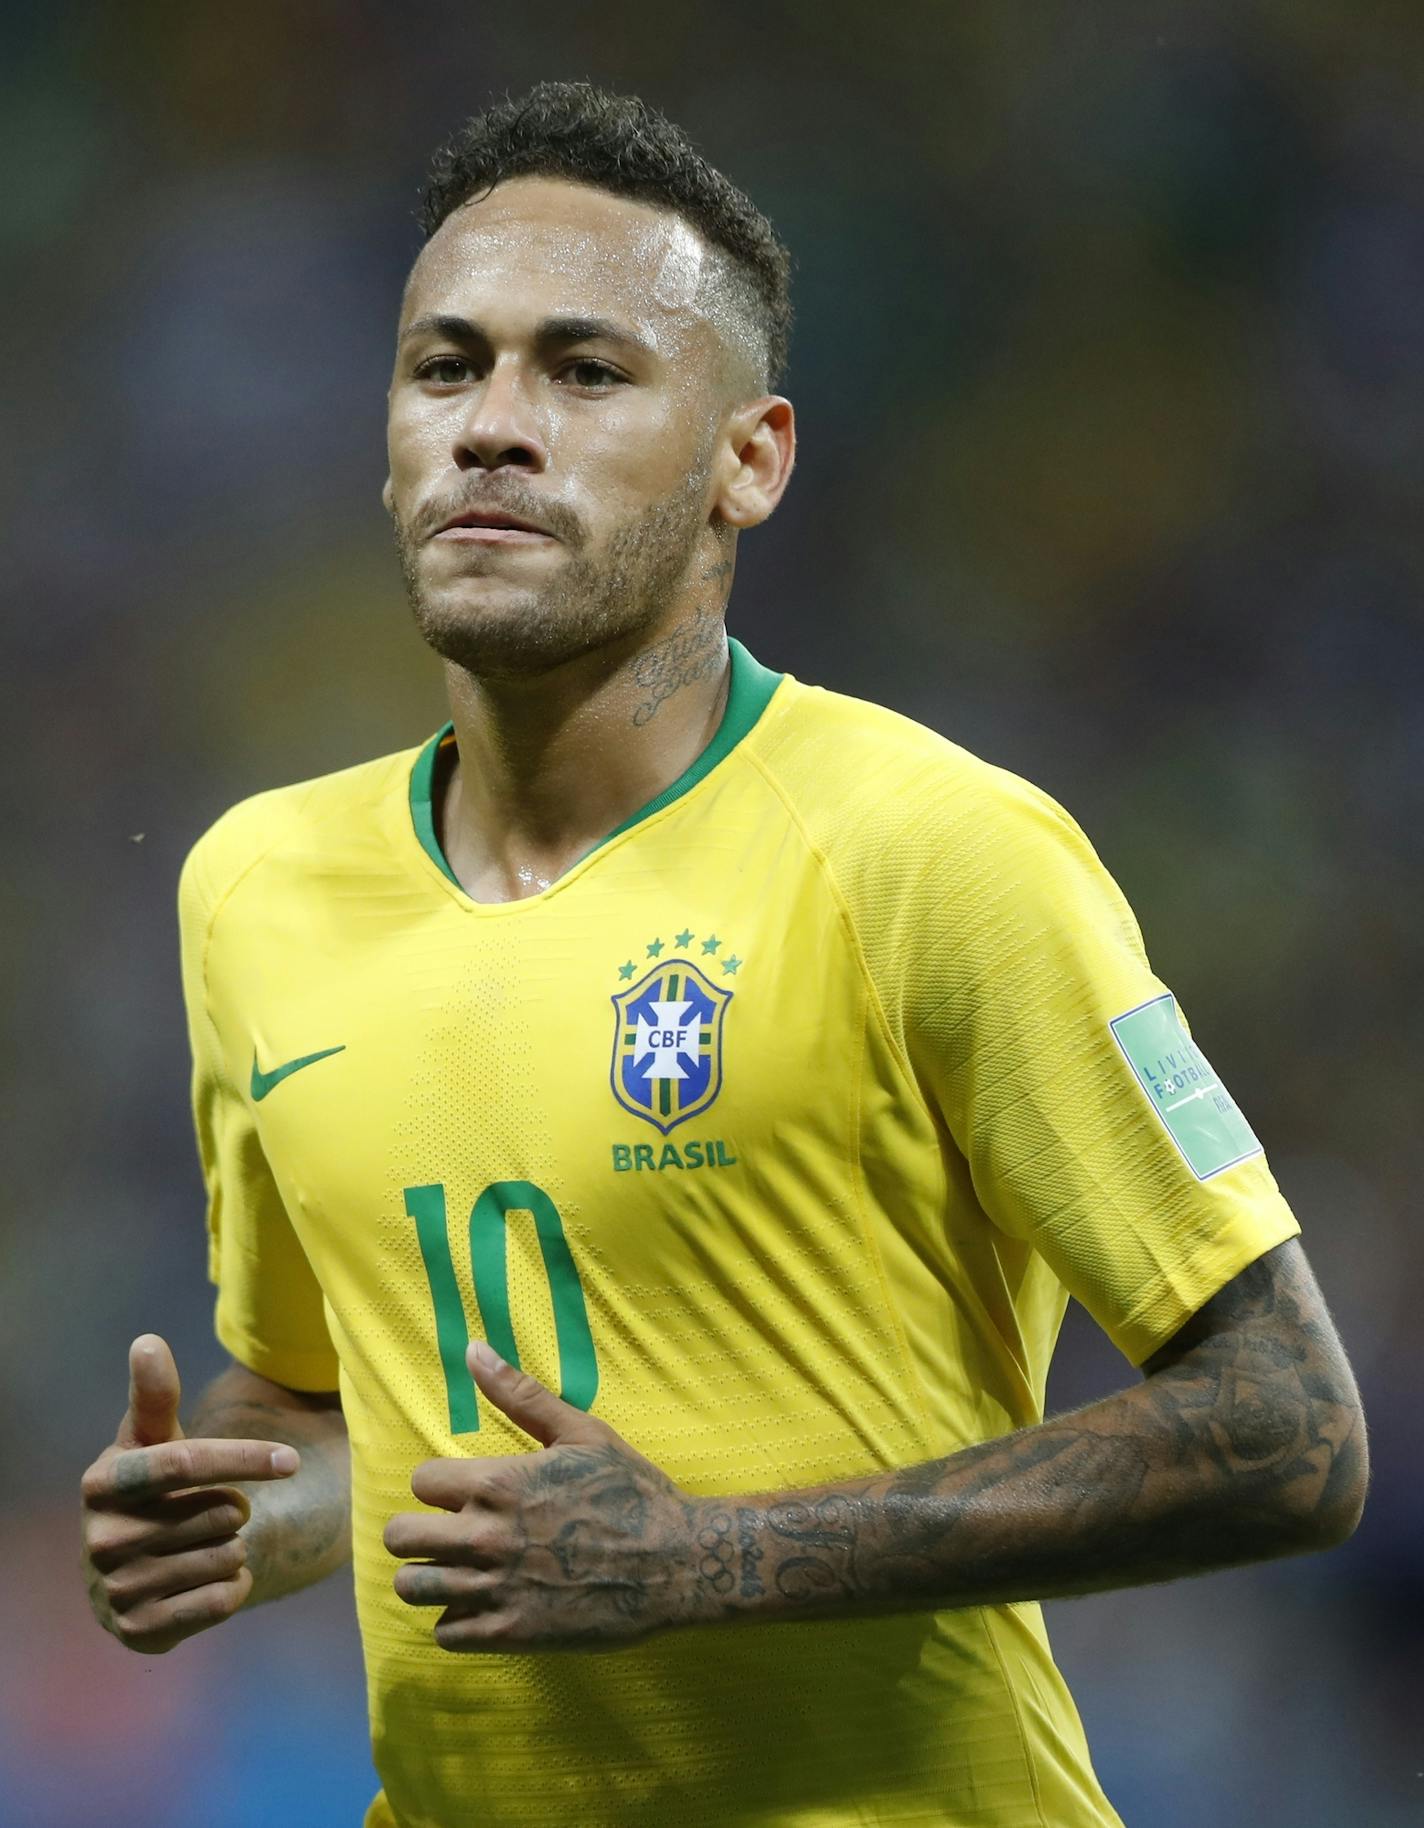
560, 358, 623, 390
413, 355, 474, 385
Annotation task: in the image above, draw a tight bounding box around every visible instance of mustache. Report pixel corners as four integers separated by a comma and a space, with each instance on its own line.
407, 482, 584, 547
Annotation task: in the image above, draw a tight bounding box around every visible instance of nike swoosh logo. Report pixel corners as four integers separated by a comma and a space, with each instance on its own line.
250, 1045, 346, 1102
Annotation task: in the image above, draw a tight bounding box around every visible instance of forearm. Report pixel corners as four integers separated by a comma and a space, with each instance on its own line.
694, 1245, 1367, 1624
190, 1364, 351, 1608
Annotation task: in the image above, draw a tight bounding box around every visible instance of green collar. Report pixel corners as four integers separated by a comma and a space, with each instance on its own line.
408, 637, 784, 891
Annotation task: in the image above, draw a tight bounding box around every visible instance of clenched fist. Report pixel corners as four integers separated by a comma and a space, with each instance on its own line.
80, 1335, 299, 1654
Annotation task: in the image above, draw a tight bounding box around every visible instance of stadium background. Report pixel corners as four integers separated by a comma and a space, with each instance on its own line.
2, 3, 1419, 1822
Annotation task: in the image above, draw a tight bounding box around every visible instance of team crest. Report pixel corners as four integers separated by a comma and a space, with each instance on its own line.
610, 958, 732, 1134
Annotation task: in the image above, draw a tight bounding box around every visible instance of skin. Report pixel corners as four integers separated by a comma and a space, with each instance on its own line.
384, 1240, 1367, 1651
80, 1336, 349, 1655
383, 175, 796, 902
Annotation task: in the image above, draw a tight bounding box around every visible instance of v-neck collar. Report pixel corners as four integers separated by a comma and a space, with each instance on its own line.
407, 637, 784, 895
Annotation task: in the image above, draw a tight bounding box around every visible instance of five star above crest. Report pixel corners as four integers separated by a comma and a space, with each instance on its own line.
614, 931, 745, 979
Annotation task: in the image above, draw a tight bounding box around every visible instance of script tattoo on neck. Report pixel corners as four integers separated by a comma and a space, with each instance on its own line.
630, 558, 734, 727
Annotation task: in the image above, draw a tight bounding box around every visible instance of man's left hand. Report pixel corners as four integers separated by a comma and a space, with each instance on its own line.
384, 1342, 704, 1652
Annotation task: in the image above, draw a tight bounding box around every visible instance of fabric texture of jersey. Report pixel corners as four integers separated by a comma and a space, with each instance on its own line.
178, 640, 1299, 1828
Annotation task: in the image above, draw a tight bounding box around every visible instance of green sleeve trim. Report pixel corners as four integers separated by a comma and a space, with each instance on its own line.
407, 637, 784, 885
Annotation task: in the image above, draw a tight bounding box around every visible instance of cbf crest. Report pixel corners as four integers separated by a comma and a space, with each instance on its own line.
610, 952, 734, 1134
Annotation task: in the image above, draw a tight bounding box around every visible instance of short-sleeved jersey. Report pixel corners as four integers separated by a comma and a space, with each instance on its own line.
178, 640, 1298, 1828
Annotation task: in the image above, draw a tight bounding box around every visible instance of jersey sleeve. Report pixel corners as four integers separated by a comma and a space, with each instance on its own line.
178, 834, 340, 1391
856, 753, 1300, 1365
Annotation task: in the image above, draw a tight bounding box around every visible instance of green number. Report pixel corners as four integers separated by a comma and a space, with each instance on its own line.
404, 1185, 481, 1434
403, 1179, 599, 1434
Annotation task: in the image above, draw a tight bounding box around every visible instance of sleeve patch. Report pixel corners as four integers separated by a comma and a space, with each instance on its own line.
1109, 993, 1263, 1181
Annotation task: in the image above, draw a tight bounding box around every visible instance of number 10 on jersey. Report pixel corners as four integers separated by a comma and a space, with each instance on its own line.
403, 1180, 599, 1433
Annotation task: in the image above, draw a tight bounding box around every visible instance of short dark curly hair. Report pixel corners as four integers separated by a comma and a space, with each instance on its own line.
420, 82, 792, 391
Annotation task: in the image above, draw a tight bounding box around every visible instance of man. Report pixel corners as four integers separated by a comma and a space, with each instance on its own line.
80, 82, 1367, 1828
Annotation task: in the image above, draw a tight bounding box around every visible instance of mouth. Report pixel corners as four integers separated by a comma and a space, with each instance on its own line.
433, 508, 555, 543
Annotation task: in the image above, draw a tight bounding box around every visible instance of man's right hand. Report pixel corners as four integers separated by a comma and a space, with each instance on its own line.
80, 1334, 301, 1654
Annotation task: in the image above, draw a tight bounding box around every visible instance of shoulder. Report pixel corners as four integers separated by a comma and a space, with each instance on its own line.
178, 740, 426, 934
747, 675, 1145, 973
749, 675, 1097, 879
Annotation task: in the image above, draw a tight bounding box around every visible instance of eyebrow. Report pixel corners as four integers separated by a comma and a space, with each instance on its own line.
399, 313, 654, 358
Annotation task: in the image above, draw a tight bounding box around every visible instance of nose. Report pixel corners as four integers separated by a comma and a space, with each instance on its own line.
454, 354, 548, 473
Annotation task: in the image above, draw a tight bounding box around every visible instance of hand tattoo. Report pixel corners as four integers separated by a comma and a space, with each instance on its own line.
419, 1442, 703, 1650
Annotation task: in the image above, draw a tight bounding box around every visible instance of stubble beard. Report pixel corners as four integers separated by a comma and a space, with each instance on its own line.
395, 472, 712, 681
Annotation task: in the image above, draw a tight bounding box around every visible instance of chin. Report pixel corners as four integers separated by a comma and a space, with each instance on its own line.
411, 587, 627, 680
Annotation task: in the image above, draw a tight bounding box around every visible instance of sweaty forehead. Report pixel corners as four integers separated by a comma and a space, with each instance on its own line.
401, 176, 715, 361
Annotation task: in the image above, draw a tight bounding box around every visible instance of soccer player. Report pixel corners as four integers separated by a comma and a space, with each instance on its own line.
80, 82, 1366, 1828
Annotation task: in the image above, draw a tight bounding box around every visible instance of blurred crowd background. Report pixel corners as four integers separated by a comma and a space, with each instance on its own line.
2, 2, 1420, 1823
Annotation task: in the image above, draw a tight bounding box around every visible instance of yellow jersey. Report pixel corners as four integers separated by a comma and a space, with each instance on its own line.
178, 639, 1298, 1828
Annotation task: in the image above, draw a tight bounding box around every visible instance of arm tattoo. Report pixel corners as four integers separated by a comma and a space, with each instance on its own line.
191, 1377, 351, 1608
693, 1241, 1367, 1625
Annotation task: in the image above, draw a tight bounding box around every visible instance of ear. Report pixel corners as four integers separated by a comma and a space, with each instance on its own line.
712, 397, 796, 531
381, 476, 394, 516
